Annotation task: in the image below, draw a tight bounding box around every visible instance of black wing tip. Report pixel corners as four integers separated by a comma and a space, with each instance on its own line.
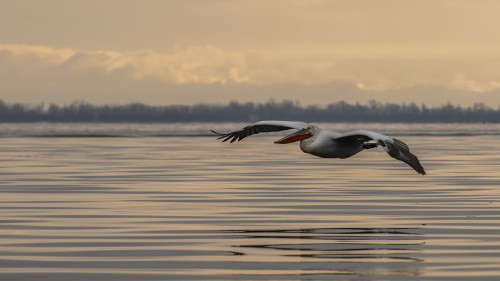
210, 130, 225, 136
419, 162, 427, 175
211, 130, 242, 143
385, 139, 426, 176
411, 154, 426, 175
409, 157, 426, 175
211, 130, 227, 140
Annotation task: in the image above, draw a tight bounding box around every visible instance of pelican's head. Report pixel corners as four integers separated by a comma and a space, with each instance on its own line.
274, 125, 317, 144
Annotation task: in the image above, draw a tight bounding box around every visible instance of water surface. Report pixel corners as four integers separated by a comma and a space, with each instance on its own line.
0, 123, 499, 280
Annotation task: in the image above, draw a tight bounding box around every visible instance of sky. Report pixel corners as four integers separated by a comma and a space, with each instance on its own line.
1, 0, 500, 106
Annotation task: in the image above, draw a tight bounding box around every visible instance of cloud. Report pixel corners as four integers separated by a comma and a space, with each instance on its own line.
1, 43, 500, 105
131, 46, 250, 84
0, 44, 250, 85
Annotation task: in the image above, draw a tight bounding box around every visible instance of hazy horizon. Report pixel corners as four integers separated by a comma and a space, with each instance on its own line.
2, 1, 500, 106
1, 99, 499, 123
2, 97, 500, 108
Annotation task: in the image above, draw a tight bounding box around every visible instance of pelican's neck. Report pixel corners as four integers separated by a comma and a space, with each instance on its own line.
299, 129, 321, 150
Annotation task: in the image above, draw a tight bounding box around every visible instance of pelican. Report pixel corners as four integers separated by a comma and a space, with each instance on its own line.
211, 120, 426, 175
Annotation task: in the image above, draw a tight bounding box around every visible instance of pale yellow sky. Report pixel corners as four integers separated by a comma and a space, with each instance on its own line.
1, 0, 500, 106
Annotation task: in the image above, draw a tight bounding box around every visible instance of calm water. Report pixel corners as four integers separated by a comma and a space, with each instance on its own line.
0, 123, 499, 280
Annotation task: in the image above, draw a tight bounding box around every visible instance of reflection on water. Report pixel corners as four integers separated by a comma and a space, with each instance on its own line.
0, 130, 500, 280
229, 227, 424, 263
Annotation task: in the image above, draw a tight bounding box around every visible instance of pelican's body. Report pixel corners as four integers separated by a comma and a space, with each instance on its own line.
298, 130, 361, 158
212, 120, 426, 175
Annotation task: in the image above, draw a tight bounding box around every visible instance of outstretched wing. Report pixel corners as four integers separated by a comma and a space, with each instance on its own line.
335, 130, 426, 175
379, 138, 426, 175
211, 120, 308, 143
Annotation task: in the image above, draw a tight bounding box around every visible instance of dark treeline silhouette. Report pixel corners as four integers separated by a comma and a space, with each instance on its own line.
0, 99, 499, 123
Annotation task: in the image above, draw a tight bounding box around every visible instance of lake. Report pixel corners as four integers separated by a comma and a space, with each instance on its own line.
0, 123, 499, 280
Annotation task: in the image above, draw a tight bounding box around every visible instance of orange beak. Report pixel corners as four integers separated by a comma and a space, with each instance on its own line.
274, 128, 313, 144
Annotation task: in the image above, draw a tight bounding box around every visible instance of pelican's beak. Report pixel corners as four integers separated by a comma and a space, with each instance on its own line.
274, 128, 312, 144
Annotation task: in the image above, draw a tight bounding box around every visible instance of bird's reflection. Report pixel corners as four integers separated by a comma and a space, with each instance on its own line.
225, 227, 424, 263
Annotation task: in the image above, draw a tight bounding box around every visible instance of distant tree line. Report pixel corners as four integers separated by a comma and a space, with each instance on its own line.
0, 99, 499, 123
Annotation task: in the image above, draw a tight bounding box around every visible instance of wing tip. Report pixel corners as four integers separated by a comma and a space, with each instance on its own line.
383, 138, 427, 176
407, 156, 427, 176
211, 130, 237, 142
210, 130, 225, 136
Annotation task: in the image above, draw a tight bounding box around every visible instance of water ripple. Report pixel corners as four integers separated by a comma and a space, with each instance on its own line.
0, 134, 499, 280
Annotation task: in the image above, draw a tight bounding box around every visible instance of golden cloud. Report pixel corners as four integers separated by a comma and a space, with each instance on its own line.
2, 43, 500, 93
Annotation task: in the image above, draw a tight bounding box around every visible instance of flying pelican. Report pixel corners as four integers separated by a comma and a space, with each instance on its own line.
211, 121, 426, 175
